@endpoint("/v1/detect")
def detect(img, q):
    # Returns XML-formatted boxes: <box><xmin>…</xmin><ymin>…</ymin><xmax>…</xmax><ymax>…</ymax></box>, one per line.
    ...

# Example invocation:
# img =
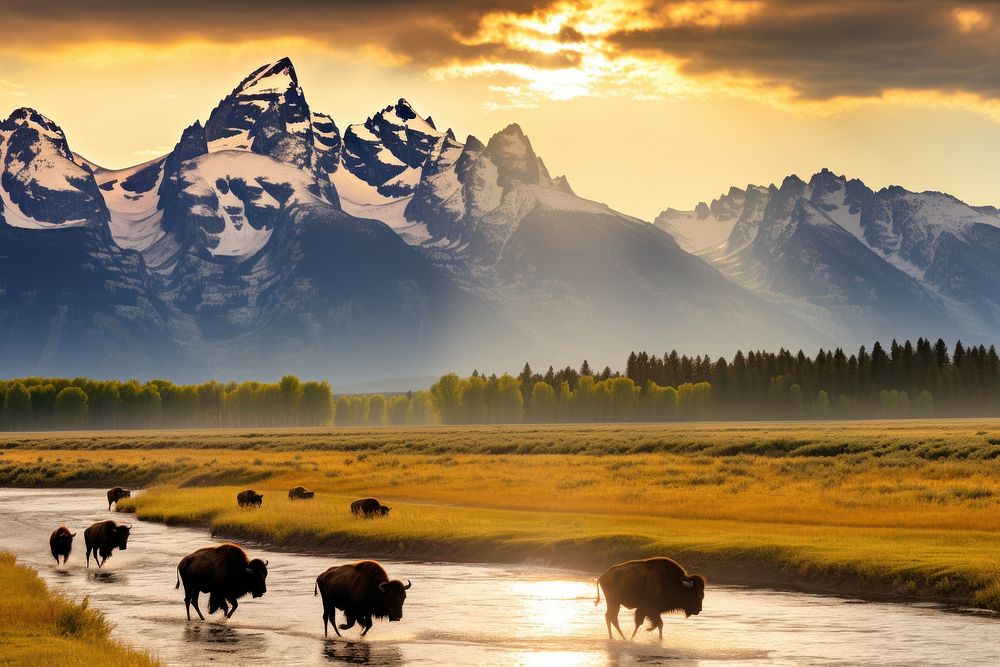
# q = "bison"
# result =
<box><xmin>314</xmin><ymin>561</ymin><xmax>411</xmax><ymax>637</ymax></box>
<box><xmin>350</xmin><ymin>497</ymin><xmax>390</xmax><ymax>517</ymax></box>
<box><xmin>237</xmin><ymin>489</ymin><xmax>263</xmax><ymax>508</ymax></box>
<box><xmin>175</xmin><ymin>544</ymin><xmax>269</xmax><ymax>621</ymax></box>
<box><xmin>595</xmin><ymin>557</ymin><xmax>705</xmax><ymax>641</ymax></box>
<box><xmin>84</xmin><ymin>520</ymin><xmax>131</xmax><ymax>568</ymax></box>
<box><xmin>288</xmin><ymin>486</ymin><xmax>315</xmax><ymax>500</ymax></box>
<box><xmin>107</xmin><ymin>486</ymin><xmax>131</xmax><ymax>511</ymax></box>
<box><xmin>49</xmin><ymin>526</ymin><xmax>76</xmax><ymax>565</ymax></box>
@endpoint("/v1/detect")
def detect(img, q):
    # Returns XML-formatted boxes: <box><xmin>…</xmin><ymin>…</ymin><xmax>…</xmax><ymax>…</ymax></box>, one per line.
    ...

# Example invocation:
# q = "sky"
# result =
<box><xmin>3</xmin><ymin>0</ymin><xmax>1000</xmax><ymax>220</ymax></box>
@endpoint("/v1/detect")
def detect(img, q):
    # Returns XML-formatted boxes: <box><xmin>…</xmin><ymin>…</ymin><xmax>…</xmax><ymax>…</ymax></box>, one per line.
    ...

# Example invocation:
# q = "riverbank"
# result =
<box><xmin>0</xmin><ymin>551</ymin><xmax>159</xmax><ymax>666</ymax></box>
<box><xmin>117</xmin><ymin>484</ymin><xmax>1000</xmax><ymax>613</ymax></box>
<box><xmin>2</xmin><ymin>421</ymin><xmax>999</xmax><ymax>614</ymax></box>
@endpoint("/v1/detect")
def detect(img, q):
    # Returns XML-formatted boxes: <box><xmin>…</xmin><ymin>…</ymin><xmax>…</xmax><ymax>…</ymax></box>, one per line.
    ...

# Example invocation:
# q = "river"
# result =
<box><xmin>0</xmin><ymin>488</ymin><xmax>996</xmax><ymax>665</ymax></box>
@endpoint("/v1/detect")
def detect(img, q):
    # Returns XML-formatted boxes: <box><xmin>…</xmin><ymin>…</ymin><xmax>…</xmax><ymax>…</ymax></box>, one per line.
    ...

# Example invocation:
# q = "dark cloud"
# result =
<box><xmin>0</xmin><ymin>0</ymin><xmax>541</xmax><ymax>64</ymax></box>
<box><xmin>611</xmin><ymin>0</ymin><xmax>1000</xmax><ymax>100</ymax></box>
<box><xmin>6</xmin><ymin>0</ymin><xmax>1000</xmax><ymax>102</ymax></box>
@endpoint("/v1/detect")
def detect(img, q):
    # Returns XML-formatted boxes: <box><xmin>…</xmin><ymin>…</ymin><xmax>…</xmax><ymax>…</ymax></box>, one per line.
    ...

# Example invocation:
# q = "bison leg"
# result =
<box><xmin>225</xmin><ymin>598</ymin><xmax>238</xmax><ymax>619</ymax></box>
<box><xmin>359</xmin><ymin>616</ymin><xmax>374</xmax><ymax>637</ymax></box>
<box><xmin>339</xmin><ymin>612</ymin><xmax>356</xmax><ymax>632</ymax></box>
<box><xmin>604</xmin><ymin>600</ymin><xmax>626</xmax><ymax>640</ymax></box>
<box><xmin>190</xmin><ymin>591</ymin><xmax>206</xmax><ymax>621</ymax></box>
<box><xmin>323</xmin><ymin>601</ymin><xmax>341</xmax><ymax>638</ymax></box>
<box><xmin>631</xmin><ymin>609</ymin><xmax>645</xmax><ymax>640</ymax></box>
<box><xmin>85</xmin><ymin>545</ymin><xmax>91</xmax><ymax>568</ymax></box>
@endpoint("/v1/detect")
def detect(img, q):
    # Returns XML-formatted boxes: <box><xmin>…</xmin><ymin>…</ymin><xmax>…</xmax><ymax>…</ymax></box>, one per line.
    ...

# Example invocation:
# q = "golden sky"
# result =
<box><xmin>3</xmin><ymin>0</ymin><xmax>1000</xmax><ymax>219</ymax></box>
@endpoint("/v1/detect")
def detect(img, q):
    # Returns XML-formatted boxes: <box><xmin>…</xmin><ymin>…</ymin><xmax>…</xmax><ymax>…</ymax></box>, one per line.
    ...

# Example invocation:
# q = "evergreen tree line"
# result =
<box><xmin>446</xmin><ymin>338</ymin><xmax>1000</xmax><ymax>423</ymax></box>
<box><xmin>621</xmin><ymin>337</ymin><xmax>996</xmax><ymax>420</ymax></box>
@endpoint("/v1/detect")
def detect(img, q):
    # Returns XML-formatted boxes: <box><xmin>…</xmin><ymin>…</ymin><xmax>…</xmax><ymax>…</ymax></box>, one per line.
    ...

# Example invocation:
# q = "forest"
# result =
<box><xmin>0</xmin><ymin>338</ymin><xmax>996</xmax><ymax>429</ymax></box>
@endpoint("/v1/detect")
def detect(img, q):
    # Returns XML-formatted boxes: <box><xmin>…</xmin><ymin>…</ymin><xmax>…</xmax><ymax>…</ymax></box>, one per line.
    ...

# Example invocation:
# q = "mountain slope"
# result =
<box><xmin>657</xmin><ymin>169</ymin><xmax>1000</xmax><ymax>343</ymax></box>
<box><xmin>0</xmin><ymin>109</ymin><xmax>180</xmax><ymax>376</ymax></box>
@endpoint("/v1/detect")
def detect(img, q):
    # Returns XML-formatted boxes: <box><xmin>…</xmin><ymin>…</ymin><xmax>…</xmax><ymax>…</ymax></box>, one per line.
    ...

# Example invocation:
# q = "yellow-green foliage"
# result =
<box><xmin>0</xmin><ymin>552</ymin><xmax>158</xmax><ymax>666</ymax></box>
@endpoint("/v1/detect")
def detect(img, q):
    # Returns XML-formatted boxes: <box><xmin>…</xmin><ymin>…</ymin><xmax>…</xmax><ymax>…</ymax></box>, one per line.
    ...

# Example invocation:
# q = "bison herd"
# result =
<box><xmin>236</xmin><ymin>487</ymin><xmax>391</xmax><ymax>520</ymax></box>
<box><xmin>44</xmin><ymin>486</ymin><xmax>707</xmax><ymax>642</ymax></box>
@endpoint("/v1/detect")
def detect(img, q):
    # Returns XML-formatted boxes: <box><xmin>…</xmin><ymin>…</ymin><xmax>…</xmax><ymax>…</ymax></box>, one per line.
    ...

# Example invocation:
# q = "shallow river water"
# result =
<box><xmin>0</xmin><ymin>488</ymin><xmax>997</xmax><ymax>665</ymax></box>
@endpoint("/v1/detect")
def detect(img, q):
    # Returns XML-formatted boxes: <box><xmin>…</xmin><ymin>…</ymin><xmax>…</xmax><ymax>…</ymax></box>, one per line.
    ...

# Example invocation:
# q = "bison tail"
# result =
<box><xmin>176</xmin><ymin>569</ymin><xmax>181</xmax><ymax>590</ymax></box>
<box><xmin>314</xmin><ymin>582</ymin><xmax>318</xmax><ymax>597</ymax></box>
<box><xmin>594</xmin><ymin>581</ymin><xmax>601</xmax><ymax>606</ymax></box>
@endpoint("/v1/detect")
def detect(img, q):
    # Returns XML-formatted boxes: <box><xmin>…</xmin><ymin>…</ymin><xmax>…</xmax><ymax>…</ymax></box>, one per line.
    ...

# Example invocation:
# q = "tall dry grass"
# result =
<box><xmin>0</xmin><ymin>551</ymin><xmax>158</xmax><ymax>666</ymax></box>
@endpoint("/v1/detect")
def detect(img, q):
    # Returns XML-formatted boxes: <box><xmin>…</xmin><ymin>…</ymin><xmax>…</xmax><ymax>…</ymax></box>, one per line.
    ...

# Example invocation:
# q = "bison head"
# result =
<box><xmin>246</xmin><ymin>558</ymin><xmax>269</xmax><ymax>598</ymax></box>
<box><xmin>377</xmin><ymin>579</ymin><xmax>411</xmax><ymax>621</ymax></box>
<box><xmin>679</xmin><ymin>574</ymin><xmax>706</xmax><ymax>616</ymax></box>
<box><xmin>115</xmin><ymin>525</ymin><xmax>132</xmax><ymax>550</ymax></box>
<box><xmin>123</xmin><ymin>490</ymin><xmax>132</xmax><ymax>498</ymax></box>
<box><xmin>378</xmin><ymin>505</ymin><xmax>391</xmax><ymax>516</ymax></box>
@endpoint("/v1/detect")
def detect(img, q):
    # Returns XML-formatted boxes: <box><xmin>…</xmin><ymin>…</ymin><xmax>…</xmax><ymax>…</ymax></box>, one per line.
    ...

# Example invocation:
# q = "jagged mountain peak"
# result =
<box><xmin>485</xmin><ymin>123</ymin><xmax>539</xmax><ymax>186</ymax></box>
<box><xmin>0</xmin><ymin>107</ymin><xmax>109</xmax><ymax>229</ymax></box>
<box><xmin>4</xmin><ymin>107</ymin><xmax>64</xmax><ymax>135</ymax></box>
<box><xmin>204</xmin><ymin>57</ymin><xmax>310</xmax><ymax>157</ymax></box>
<box><xmin>464</xmin><ymin>135</ymin><xmax>486</xmax><ymax>152</ymax></box>
<box><xmin>235</xmin><ymin>56</ymin><xmax>298</xmax><ymax>96</ymax></box>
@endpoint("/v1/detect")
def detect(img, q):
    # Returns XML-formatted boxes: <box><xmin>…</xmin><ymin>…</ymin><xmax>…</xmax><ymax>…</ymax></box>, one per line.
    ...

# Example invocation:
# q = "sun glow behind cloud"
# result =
<box><xmin>436</xmin><ymin>0</ymin><xmax>765</xmax><ymax>107</ymax></box>
<box><xmin>424</xmin><ymin>0</ymin><xmax>1000</xmax><ymax>124</ymax></box>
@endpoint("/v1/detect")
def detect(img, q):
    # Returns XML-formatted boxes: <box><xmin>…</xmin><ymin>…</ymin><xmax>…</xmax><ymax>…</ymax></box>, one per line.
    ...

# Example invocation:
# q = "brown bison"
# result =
<box><xmin>350</xmin><ymin>497</ymin><xmax>390</xmax><ymax>517</ymax></box>
<box><xmin>49</xmin><ymin>526</ymin><xmax>76</xmax><ymax>564</ymax></box>
<box><xmin>288</xmin><ymin>486</ymin><xmax>315</xmax><ymax>500</ymax></box>
<box><xmin>595</xmin><ymin>557</ymin><xmax>705</xmax><ymax>641</ymax></box>
<box><xmin>107</xmin><ymin>486</ymin><xmax>131</xmax><ymax>511</ymax></box>
<box><xmin>237</xmin><ymin>489</ymin><xmax>263</xmax><ymax>508</ymax></box>
<box><xmin>314</xmin><ymin>561</ymin><xmax>411</xmax><ymax>637</ymax></box>
<box><xmin>84</xmin><ymin>520</ymin><xmax>131</xmax><ymax>568</ymax></box>
<box><xmin>175</xmin><ymin>544</ymin><xmax>269</xmax><ymax>620</ymax></box>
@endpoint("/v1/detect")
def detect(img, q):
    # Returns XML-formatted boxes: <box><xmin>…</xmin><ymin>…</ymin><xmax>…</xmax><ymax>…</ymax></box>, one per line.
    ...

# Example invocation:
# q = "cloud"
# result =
<box><xmin>610</xmin><ymin>1</ymin><xmax>1000</xmax><ymax>101</ymax></box>
<box><xmin>6</xmin><ymin>0</ymin><xmax>1000</xmax><ymax>116</ymax></box>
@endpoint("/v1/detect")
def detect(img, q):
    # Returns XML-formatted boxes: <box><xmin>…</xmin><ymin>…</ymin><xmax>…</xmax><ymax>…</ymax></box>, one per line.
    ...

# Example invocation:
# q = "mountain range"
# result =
<box><xmin>1</xmin><ymin>57</ymin><xmax>996</xmax><ymax>382</ymax></box>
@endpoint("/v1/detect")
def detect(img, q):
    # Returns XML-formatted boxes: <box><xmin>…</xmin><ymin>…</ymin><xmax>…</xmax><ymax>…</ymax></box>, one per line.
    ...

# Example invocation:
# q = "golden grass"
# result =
<box><xmin>0</xmin><ymin>552</ymin><xmax>158</xmax><ymax>666</ymax></box>
<box><xmin>4</xmin><ymin>420</ymin><xmax>1000</xmax><ymax>610</ymax></box>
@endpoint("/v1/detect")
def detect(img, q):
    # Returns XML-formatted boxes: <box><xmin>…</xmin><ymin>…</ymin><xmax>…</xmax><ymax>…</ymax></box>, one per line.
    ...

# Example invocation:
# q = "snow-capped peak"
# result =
<box><xmin>234</xmin><ymin>56</ymin><xmax>298</xmax><ymax>97</ymax></box>
<box><xmin>0</xmin><ymin>108</ymin><xmax>108</xmax><ymax>229</ymax></box>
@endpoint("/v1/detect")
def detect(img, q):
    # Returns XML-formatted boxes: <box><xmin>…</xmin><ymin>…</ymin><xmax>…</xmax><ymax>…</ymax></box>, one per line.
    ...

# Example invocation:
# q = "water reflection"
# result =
<box><xmin>90</xmin><ymin>569</ymin><xmax>122</xmax><ymax>583</ymax></box>
<box><xmin>322</xmin><ymin>640</ymin><xmax>404</xmax><ymax>665</ymax></box>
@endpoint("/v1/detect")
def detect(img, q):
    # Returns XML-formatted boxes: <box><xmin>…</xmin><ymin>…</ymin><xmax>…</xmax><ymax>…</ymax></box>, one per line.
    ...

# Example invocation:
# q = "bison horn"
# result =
<box><xmin>403</xmin><ymin>579</ymin><xmax>412</xmax><ymax>590</ymax></box>
<box><xmin>379</xmin><ymin>582</ymin><xmax>388</xmax><ymax>592</ymax></box>
<box><xmin>681</xmin><ymin>578</ymin><xmax>695</xmax><ymax>589</ymax></box>
<box><xmin>264</xmin><ymin>560</ymin><xmax>269</xmax><ymax>567</ymax></box>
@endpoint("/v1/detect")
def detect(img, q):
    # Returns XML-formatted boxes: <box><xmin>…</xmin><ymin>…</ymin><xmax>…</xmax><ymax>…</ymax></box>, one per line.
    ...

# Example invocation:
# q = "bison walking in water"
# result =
<box><xmin>288</xmin><ymin>486</ymin><xmax>315</xmax><ymax>500</ymax></box>
<box><xmin>49</xmin><ymin>526</ymin><xmax>76</xmax><ymax>564</ymax></box>
<box><xmin>350</xmin><ymin>498</ymin><xmax>390</xmax><ymax>517</ymax></box>
<box><xmin>107</xmin><ymin>486</ymin><xmax>131</xmax><ymax>510</ymax></box>
<box><xmin>84</xmin><ymin>520</ymin><xmax>131</xmax><ymax>568</ymax></box>
<box><xmin>595</xmin><ymin>557</ymin><xmax>705</xmax><ymax>641</ymax></box>
<box><xmin>314</xmin><ymin>561</ymin><xmax>411</xmax><ymax>637</ymax></box>
<box><xmin>176</xmin><ymin>544</ymin><xmax>269</xmax><ymax>620</ymax></box>
<box><xmin>237</xmin><ymin>489</ymin><xmax>263</xmax><ymax>508</ymax></box>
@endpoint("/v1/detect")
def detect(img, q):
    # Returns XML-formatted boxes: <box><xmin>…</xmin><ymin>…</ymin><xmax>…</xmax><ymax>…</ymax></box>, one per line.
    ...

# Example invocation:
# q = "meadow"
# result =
<box><xmin>2</xmin><ymin>420</ymin><xmax>999</xmax><ymax>611</ymax></box>
<box><xmin>0</xmin><ymin>551</ymin><xmax>158</xmax><ymax>666</ymax></box>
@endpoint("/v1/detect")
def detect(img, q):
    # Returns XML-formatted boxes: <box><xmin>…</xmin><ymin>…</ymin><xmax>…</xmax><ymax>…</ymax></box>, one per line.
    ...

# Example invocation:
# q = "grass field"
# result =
<box><xmin>0</xmin><ymin>552</ymin><xmax>159</xmax><ymax>666</ymax></box>
<box><xmin>2</xmin><ymin>420</ymin><xmax>999</xmax><ymax>611</ymax></box>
